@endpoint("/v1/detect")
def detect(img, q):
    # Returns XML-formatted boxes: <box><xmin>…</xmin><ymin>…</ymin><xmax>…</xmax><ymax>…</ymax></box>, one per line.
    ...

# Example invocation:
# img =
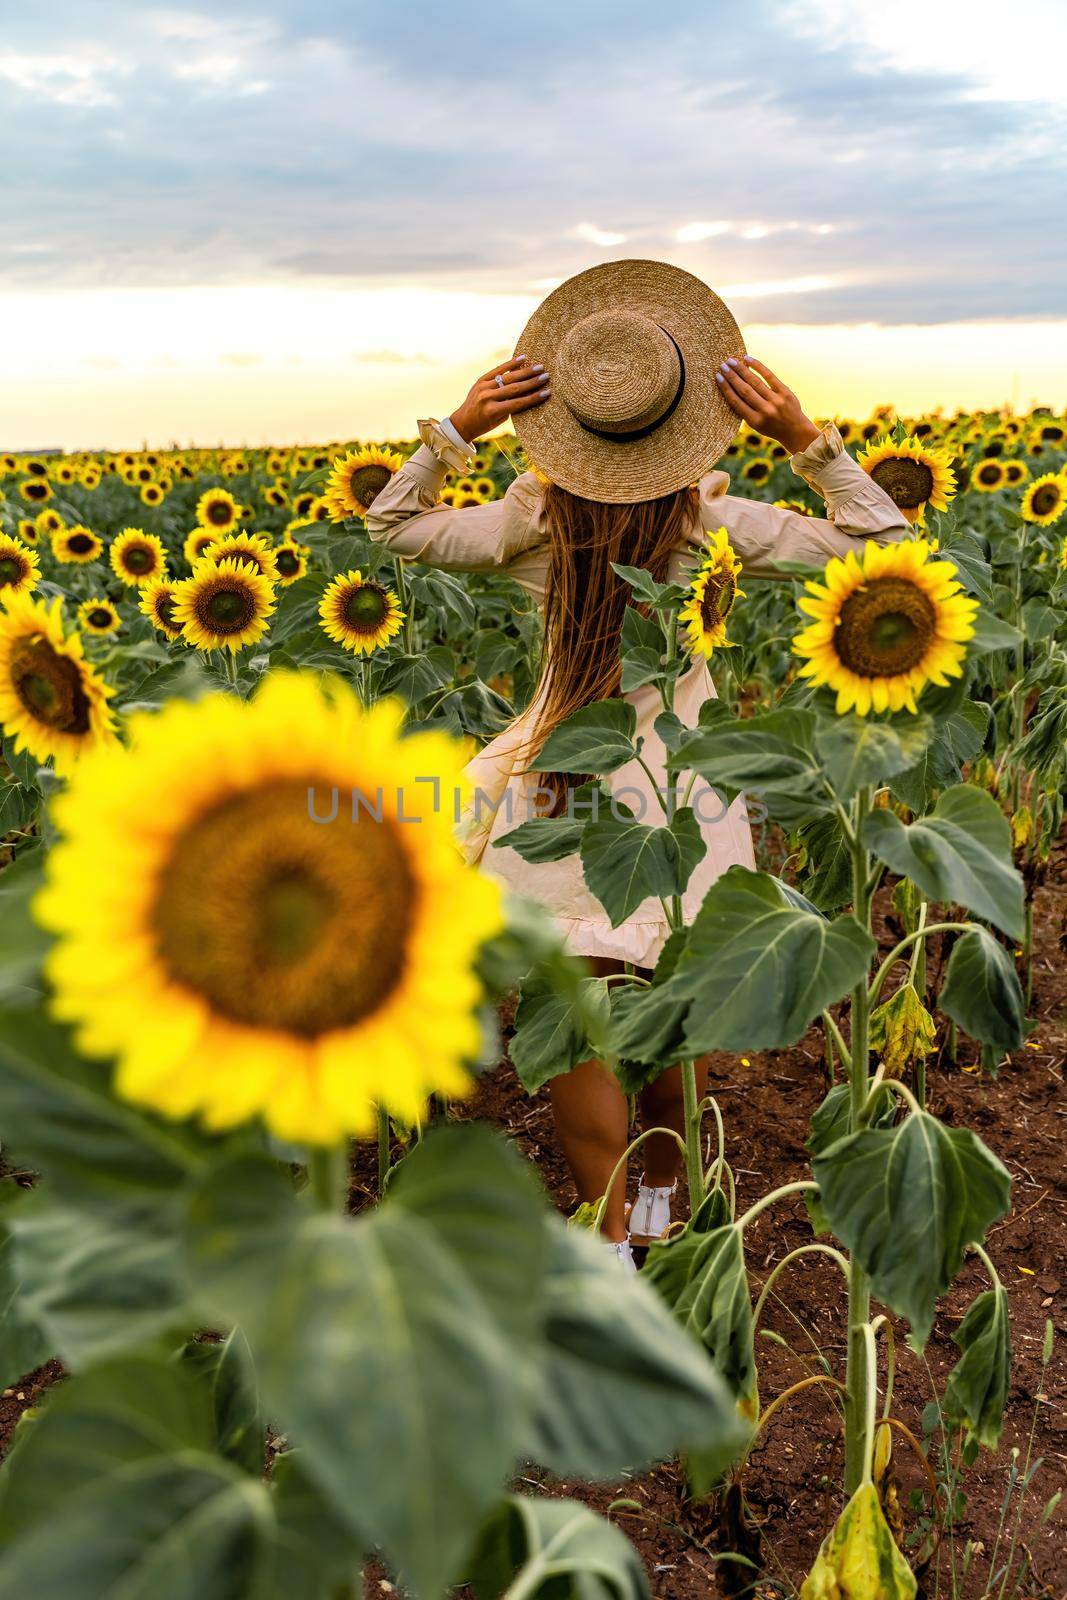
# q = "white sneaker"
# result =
<box><xmin>608</xmin><ymin>1237</ymin><xmax>637</xmax><ymax>1272</ymax></box>
<box><xmin>627</xmin><ymin>1174</ymin><xmax>677</xmax><ymax>1246</ymax></box>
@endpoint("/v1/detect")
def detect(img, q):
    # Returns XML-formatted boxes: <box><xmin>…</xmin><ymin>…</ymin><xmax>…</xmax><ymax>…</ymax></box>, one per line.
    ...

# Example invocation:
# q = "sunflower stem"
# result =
<box><xmin>377</xmin><ymin>1107</ymin><xmax>392</xmax><ymax>1199</ymax></box>
<box><xmin>680</xmin><ymin>1059</ymin><xmax>705</xmax><ymax>1214</ymax></box>
<box><xmin>844</xmin><ymin>785</ymin><xmax>874</xmax><ymax>1496</ymax></box>
<box><xmin>307</xmin><ymin>1144</ymin><xmax>348</xmax><ymax>1212</ymax></box>
<box><xmin>393</xmin><ymin>556</ymin><xmax>415</xmax><ymax>653</ymax></box>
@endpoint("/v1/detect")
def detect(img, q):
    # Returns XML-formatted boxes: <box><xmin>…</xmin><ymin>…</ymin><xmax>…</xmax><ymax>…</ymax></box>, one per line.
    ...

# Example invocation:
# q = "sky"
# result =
<box><xmin>2</xmin><ymin>0</ymin><xmax>1066</xmax><ymax>449</ymax></box>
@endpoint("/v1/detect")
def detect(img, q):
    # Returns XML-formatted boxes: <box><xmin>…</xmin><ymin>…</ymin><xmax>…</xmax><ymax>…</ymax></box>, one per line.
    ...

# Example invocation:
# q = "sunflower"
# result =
<box><xmin>34</xmin><ymin>674</ymin><xmax>502</xmax><ymax>1144</ymax></box>
<box><xmin>53</xmin><ymin>525</ymin><xmax>104</xmax><ymax>565</ymax></box>
<box><xmin>741</xmin><ymin>456</ymin><xmax>773</xmax><ymax>484</ymax></box>
<box><xmin>139</xmin><ymin>578</ymin><xmax>184</xmax><ymax>639</ymax></box>
<box><xmin>1003</xmin><ymin>460</ymin><xmax>1029</xmax><ymax>487</ymax></box>
<box><xmin>54</xmin><ymin>463</ymin><xmax>76</xmax><ymax>485</ymax></box>
<box><xmin>77</xmin><ymin>598</ymin><xmax>121</xmax><ymax>635</ymax></box>
<box><xmin>184</xmin><ymin>527</ymin><xmax>217</xmax><ymax>566</ymax></box>
<box><xmin>110</xmin><ymin>528</ymin><xmax>167</xmax><ymax>586</ymax></box>
<box><xmin>80</xmin><ymin>464</ymin><xmax>102</xmax><ymax>489</ymax></box>
<box><xmin>195</xmin><ymin>487</ymin><xmax>241</xmax><ymax>532</ymax></box>
<box><xmin>323</xmin><ymin>446</ymin><xmax>403</xmax><ymax>521</ymax></box>
<box><xmin>319</xmin><ymin>569</ymin><xmax>405</xmax><ymax>655</ymax></box>
<box><xmin>202</xmin><ymin>531</ymin><xmax>279</xmax><ymax>582</ymax></box>
<box><xmin>857</xmin><ymin>435</ymin><xmax>957</xmax><ymax>524</ymax></box>
<box><xmin>1020</xmin><ymin>473</ymin><xmax>1066</xmax><ymax>526</ymax></box>
<box><xmin>18</xmin><ymin>519</ymin><xmax>39</xmax><ymax>545</ymax></box>
<box><xmin>19</xmin><ymin>479</ymin><xmax>52</xmax><ymax>504</ymax></box>
<box><xmin>263</xmin><ymin>485</ymin><xmax>289</xmax><ymax>508</ymax></box>
<box><xmin>971</xmin><ymin>458</ymin><xmax>1007</xmax><ymax>493</ymax></box>
<box><xmin>274</xmin><ymin>540</ymin><xmax>308</xmax><ymax>585</ymax></box>
<box><xmin>172</xmin><ymin>557</ymin><xmax>276</xmax><ymax>654</ymax></box>
<box><xmin>774</xmin><ymin>498</ymin><xmax>814</xmax><ymax>517</ymax></box>
<box><xmin>0</xmin><ymin>535</ymin><xmax>40</xmax><ymax>598</ymax></box>
<box><xmin>1033</xmin><ymin>419</ymin><xmax>1066</xmax><ymax>445</ymax></box>
<box><xmin>140</xmin><ymin>482</ymin><xmax>165</xmax><ymax>507</ymax></box>
<box><xmin>793</xmin><ymin>539</ymin><xmax>978</xmax><ymax>715</ymax></box>
<box><xmin>679</xmin><ymin>528</ymin><xmax>745</xmax><ymax>659</ymax></box>
<box><xmin>0</xmin><ymin>591</ymin><xmax>117</xmax><ymax>770</ymax></box>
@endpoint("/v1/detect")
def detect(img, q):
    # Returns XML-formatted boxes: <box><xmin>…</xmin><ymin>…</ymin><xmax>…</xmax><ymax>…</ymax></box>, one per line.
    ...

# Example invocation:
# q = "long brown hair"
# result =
<box><xmin>529</xmin><ymin>480</ymin><xmax>696</xmax><ymax>813</ymax></box>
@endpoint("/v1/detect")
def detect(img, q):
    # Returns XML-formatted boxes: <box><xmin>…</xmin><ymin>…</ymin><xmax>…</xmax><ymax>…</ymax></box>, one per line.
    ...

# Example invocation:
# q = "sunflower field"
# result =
<box><xmin>0</xmin><ymin>408</ymin><xmax>1065</xmax><ymax>1599</ymax></box>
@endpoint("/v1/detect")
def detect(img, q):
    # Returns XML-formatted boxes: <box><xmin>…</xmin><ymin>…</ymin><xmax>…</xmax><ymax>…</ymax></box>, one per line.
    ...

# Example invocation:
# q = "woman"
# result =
<box><xmin>367</xmin><ymin>260</ymin><xmax>908</xmax><ymax>1265</ymax></box>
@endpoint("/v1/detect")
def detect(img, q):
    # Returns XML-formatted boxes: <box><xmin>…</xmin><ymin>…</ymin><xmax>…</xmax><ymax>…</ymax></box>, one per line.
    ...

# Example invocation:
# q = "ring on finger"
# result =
<box><xmin>493</xmin><ymin>373</ymin><xmax>505</xmax><ymax>388</ymax></box>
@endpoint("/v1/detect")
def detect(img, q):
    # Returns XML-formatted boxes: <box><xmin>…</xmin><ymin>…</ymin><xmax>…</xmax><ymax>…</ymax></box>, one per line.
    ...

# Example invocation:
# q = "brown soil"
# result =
<box><xmin>3</xmin><ymin>871</ymin><xmax>1064</xmax><ymax>1599</ymax></box>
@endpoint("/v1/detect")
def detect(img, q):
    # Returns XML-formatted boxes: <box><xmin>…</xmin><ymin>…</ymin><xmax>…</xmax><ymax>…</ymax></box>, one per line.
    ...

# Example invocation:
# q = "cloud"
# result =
<box><xmin>0</xmin><ymin>0</ymin><xmax>1063</xmax><ymax>326</ymax></box>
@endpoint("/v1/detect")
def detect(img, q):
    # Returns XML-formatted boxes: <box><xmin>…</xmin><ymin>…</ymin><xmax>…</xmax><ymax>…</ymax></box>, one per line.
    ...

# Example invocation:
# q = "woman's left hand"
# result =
<box><xmin>716</xmin><ymin>356</ymin><xmax>820</xmax><ymax>456</ymax></box>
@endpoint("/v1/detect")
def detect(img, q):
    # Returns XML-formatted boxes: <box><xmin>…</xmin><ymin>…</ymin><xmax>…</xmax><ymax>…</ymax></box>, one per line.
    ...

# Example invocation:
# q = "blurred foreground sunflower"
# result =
<box><xmin>34</xmin><ymin>674</ymin><xmax>502</xmax><ymax>1144</ymax></box>
<box><xmin>1020</xmin><ymin>472</ymin><xmax>1066</xmax><ymax>526</ymax></box>
<box><xmin>0</xmin><ymin>592</ymin><xmax>116</xmax><ymax>770</ymax></box>
<box><xmin>0</xmin><ymin>534</ymin><xmax>40</xmax><ymax>598</ymax></box>
<box><xmin>793</xmin><ymin>539</ymin><xmax>978</xmax><ymax>715</ymax></box>
<box><xmin>324</xmin><ymin>446</ymin><xmax>403</xmax><ymax>521</ymax></box>
<box><xmin>319</xmin><ymin>568</ymin><xmax>404</xmax><ymax>654</ymax></box>
<box><xmin>110</xmin><ymin>528</ymin><xmax>167</xmax><ymax>586</ymax></box>
<box><xmin>857</xmin><ymin>435</ymin><xmax>956</xmax><ymax>524</ymax></box>
<box><xmin>679</xmin><ymin>527</ymin><xmax>745</xmax><ymax>658</ymax></box>
<box><xmin>172</xmin><ymin>557</ymin><xmax>276</xmax><ymax>653</ymax></box>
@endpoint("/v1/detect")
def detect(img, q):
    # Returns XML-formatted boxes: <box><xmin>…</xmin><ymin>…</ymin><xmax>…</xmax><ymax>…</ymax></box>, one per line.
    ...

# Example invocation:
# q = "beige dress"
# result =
<box><xmin>367</xmin><ymin>420</ymin><xmax>909</xmax><ymax>965</ymax></box>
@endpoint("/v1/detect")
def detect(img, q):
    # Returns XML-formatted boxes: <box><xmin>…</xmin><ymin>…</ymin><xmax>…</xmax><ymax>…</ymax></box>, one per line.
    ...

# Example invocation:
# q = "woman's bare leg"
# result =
<box><xmin>638</xmin><ymin>1058</ymin><xmax>709</xmax><ymax>1193</ymax></box>
<box><xmin>547</xmin><ymin>1057</ymin><xmax>630</xmax><ymax>1242</ymax></box>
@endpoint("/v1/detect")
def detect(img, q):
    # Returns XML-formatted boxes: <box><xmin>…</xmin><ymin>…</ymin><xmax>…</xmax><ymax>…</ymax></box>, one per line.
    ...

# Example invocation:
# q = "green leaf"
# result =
<box><xmin>186</xmin><ymin>1125</ymin><xmax>549</xmax><ymax>1600</ymax></box>
<box><xmin>862</xmin><ymin>784</ymin><xmax>1025</xmax><ymax>941</ymax></box>
<box><xmin>673</xmin><ymin>869</ymin><xmax>875</xmax><ymax>1054</ymax></box>
<box><xmin>814</xmin><ymin>714</ymin><xmax>932</xmax><ymax>802</ymax></box>
<box><xmin>793</xmin><ymin>811</ymin><xmax>852</xmax><ymax>913</ymax></box>
<box><xmin>943</xmin><ymin>1284</ymin><xmax>1012</xmax><ymax>1450</ymax></box>
<box><xmin>969</xmin><ymin>610</ymin><xmax>1022</xmax><ymax>655</ymax></box>
<box><xmin>524</xmin><ymin>1221</ymin><xmax>745</xmax><ymax>1481</ymax></box>
<box><xmin>0</xmin><ymin>1183</ymin><xmax>50</xmax><ymax>1389</ymax></box>
<box><xmin>268</xmin><ymin>1450</ymin><xmax>362</xmax><ymax>1600</ymax></box>
<box><xmin>812</xmin><ymin>1110</ymin><xmax>1011</xmax><ymax>1345</ymax></box>
<box><xmin>643</xmin><ymin>1222</ymin><xmax>758</xmax><ymax>1426</ymax></box>
<box><xmin>495</xmin><ymin>814</ymin><xmax>584</xmax><ymax>864</ymax></box>
<box><xmin>536</xmin><ymin>700</ymin><xmax>637</xmax><ymax>775</ymax></box>
<box><xmin>469</xmin><ymin>1494</ymin><xmax>651</xmax><ymax>1600</ymax></box>
<box><xmin>0</xmin><ymin>850</ymin><xmax>49</xmax><ymax>1003</ymax></box>
<box><xmin>510</xmin><ymin>977</ymin><xmax>611</xmax><ymax>1093</ymax></box>
<box><xmin>181</xmin><ymin>1329</ymin><xmax>265</xmax><ymax>1477</ymax></box>
<box><xmin>9</xmin><ymin>1187</ymin><xmax>191</xmax><ymax>1367</ymax></box>
<box><xmin>889</xmin><ymin>701</ymin><xmax>990</xmax><ymax>811</ymax></box>
<box><xmin>672</xmin><ymin>708</ymin><xmax>822</xmax><ymax>802</ymax></box>
<box><xmin>0</xmin><ymin>1007</ymin><xmax>207</xmax><ymax>1204</ymax></box>
<box><xmin>580</xmin><ymin>806</ymin><xmax>704</xmax><ymax>928</ymax></box>
<box><xmin>619</xmin><ymin>607</ymin><xmax>669</xmax><ymax>694</ymax></box>
<box><xmin>377</xmin><ymin>645</ymin><xmax>455</xmax><ymax>704</ymax></box>
<box><xmin>938</xmin><ymin>928</ymin><xmax>1027</xmax><ymax>1054</ymax></box>
<box><xmin>0</xmin><ymin>1355</ymin><xmax>276</xmax><ymax>1596</ymax></box>
<box><xmin>807</xmin><ymin>1084</ymin><xmax>897</xmax><ymax>1158</ymax></box>
<box><xmin>611</xmin><ymin>562</ymin><xmax>688</xmax><ymax>608</ymax></box>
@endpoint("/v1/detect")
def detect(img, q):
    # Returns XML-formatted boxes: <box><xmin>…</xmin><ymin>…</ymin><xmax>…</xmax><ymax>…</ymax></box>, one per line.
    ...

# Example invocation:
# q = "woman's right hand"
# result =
<box><xmin>449</xmin><ymin>357</ymin><xmax>551</xmax><ymax>443</ymax></box>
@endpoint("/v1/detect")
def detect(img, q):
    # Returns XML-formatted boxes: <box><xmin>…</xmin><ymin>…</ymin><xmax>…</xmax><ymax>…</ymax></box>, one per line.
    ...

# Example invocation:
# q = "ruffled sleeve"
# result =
<box><xmin>364</xmin><ymin>424</ymin><xmax>549</xmax><ymax>593</ymax></box>
<box><xmin>694</xmin><ymin>424</ymin><xmax>910</xmax><ymax>578</ymax></box>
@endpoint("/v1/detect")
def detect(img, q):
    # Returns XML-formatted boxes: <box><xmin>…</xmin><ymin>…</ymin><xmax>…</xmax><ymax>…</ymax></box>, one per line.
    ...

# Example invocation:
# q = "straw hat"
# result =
<box><xmin>512</xmin><ymin>259</ymin><xmax>745</xmax><ymax>504</ymax></box>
